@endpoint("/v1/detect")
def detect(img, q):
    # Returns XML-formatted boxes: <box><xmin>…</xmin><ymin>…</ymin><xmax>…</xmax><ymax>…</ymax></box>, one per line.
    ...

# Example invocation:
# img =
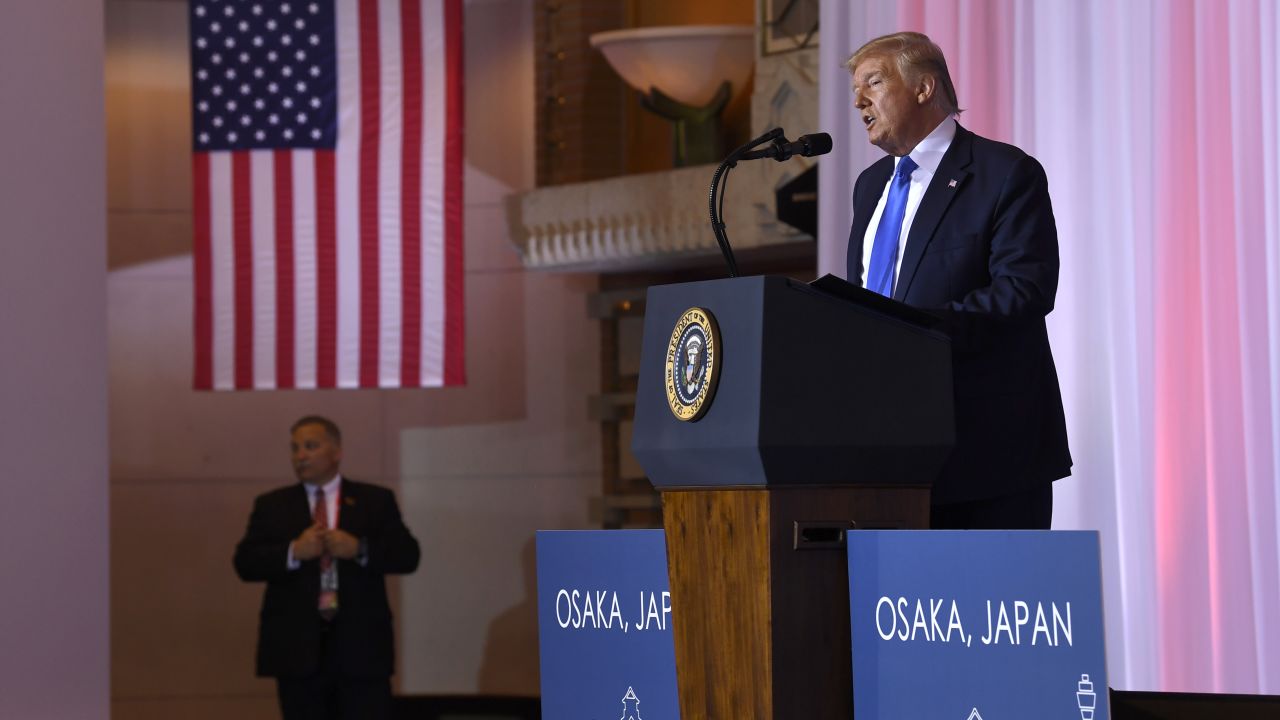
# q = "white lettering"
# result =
<box><xmin>1032</xmin><ymin>602</ymin><xmax>1052</xmax><ymax>646</ymax></box>
<box><xmin>930</xmin><ymin>598</ymin><xmax>945</xmax><ymax>642</ymax></box>
<box><xmin>582</xmin><ymin>590</ymin><xmax>596</xmax><ymax>627</ymax></box>
<box><xmin>995</xmin><ymin>602</ymin><xmax>1014</xmax><ymax>645</ymax></box>
<box><xmin>875</xmin><ymin>597</ymin><xmax>1073</xmax><ymax>648</ymax></box>
<box><xmin>912</xmin><ymin>599</ymin><xmax>929</xmax><ymax>641</ymax></box>
<box><xmin>608</xmin><ymin>592</ymin><xmax>623</xmax><ymax>629</ymax></box>
<box><xmin>876</xmin><ymin>597</ymin><xmax>896</xmax><ymax>640</ymax></box>
<box><xmin>1053</xmin><ymin>601</ymin><xmax>1073</xmax><ymax>647</ymax></box>
<box><xmin>556</xmin><ymin>589</ymin><xmax>572</xmax><ymax>628</ymax></box>
<box><xmin>1014</xmin><ymin>600</ymin><xmax>1029</xmax><ymax>645</ymax></box>
<box><xmin>597</xmin><ymin>591</ymin><xmax>611</xmax><ymax>628</ymax></box>
<box><xmin>947</xmin><ymin>601</ymin><xmax>965</xmax><ymax>644</ymax></box>
<box><xmin>644</xmin><ymin>592</ymin><xmax>662</xmax><ymax>630</ymax></box>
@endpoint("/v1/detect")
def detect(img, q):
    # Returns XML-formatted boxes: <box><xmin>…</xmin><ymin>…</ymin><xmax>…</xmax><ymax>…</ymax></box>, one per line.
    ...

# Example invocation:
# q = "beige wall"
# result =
<box><xmin>107</xmin><ymin>0</ymin><xmax>596</xmax><ymax>717</ymax></box>
<box><xmin>0</xmin><ymin>1</ymin><xmax>110</xmax><ymax>718</ymax></box>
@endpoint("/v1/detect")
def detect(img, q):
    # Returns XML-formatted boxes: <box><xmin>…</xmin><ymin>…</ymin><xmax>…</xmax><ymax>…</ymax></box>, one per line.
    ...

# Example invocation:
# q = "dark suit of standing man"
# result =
<box><xmin>235</xmin><ymin>416</ymin><xmax>420</xmax><ymax>720</ymax></box>
<box><xmin>845</xmin><ymin>32</ymin><xmax>1071</xmax><ymax>529</ymax></box>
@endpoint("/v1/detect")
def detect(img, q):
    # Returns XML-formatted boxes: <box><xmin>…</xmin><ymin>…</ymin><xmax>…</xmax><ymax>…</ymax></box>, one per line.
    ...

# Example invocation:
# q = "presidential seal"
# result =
<box><xmin>665</xmin><ymin>307</ymin><xmax>721</xmax><ymax>421</ymax></box>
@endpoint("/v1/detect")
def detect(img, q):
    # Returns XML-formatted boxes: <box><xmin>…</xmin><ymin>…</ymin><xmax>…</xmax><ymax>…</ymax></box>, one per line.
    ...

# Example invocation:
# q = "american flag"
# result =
<box><xmin>189</xmin><ymin>0</ymin><xmax>463</xmax><ymax>389</ymax></box>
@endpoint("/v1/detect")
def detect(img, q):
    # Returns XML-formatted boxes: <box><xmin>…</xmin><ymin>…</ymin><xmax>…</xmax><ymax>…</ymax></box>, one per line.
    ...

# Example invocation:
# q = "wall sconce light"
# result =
<box><xmin>590</xmin><ymin>25</ymin><xmax>755</xmax><ymax>167</ymax></box>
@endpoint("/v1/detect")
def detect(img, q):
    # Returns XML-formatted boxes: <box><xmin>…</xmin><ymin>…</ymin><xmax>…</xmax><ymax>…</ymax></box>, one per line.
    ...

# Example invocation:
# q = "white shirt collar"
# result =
<box><xmin>308</xmin><ymin>473</ymin><xmax>342</xmax><ymax>498</ymax></box>
<box><xmin>897</xmin><ymin>116</ymin><xmax>956</xmax><ymax>177</ymax></box>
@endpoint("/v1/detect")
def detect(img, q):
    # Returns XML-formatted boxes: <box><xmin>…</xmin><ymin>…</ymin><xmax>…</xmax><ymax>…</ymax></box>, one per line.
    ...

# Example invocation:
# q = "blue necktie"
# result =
<box><xmin>865</xmin><ymin>155</ymin><xmax>918</xmax><ymax>298</ymax></box>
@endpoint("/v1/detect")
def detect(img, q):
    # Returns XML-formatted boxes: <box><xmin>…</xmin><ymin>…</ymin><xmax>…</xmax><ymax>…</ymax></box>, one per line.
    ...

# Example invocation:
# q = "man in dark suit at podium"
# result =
<box><xmin>234</xmin><ymin>415</ymin><xmax>420</xmax><ymax>720</ymax></box>
<box><xmin>845</xmin><ymin>32</ymin><xmax>1071</xmax><ymax>529</ymax></box>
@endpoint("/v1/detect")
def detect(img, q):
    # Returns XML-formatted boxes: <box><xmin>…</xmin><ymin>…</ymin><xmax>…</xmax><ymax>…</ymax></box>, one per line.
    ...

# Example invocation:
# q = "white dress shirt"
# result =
<box><xmin>859</xmin><ymin>117</ymin><xmax>958</xmax><ymax>289</ymax></box>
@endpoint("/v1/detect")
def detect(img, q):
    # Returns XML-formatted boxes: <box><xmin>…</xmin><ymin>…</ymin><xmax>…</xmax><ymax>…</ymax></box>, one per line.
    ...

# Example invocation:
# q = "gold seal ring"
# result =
<box><xmin>664</xmin><ymin>307</ymin><xmax>722</xmax><ymax>422</ymax></box>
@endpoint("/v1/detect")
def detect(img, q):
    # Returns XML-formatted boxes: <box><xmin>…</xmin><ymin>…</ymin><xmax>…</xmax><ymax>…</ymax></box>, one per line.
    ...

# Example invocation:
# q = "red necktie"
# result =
<box><xmin>315</xmin><ymin>489</ymin><xmax>339</xmax><ymax>620</ymax></box>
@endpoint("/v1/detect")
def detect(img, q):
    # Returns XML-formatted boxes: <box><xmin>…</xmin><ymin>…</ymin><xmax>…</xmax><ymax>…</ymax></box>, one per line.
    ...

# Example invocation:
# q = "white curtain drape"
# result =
<box><xmin>818</xmin><ymin>0</ymin><xmax>1280</xmax><ymax>693</ymax></box>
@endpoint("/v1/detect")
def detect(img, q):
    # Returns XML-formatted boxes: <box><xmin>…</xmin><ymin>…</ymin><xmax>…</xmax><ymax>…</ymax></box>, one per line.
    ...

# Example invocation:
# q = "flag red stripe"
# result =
<box><xmin>193</xmin><ymin>153</ymin><xmax>213</xmax><ymax>390</ymax></box>
<box><xmin>443</xmin><ymin>0</ymin><xmax>465</xmax><ymax>385</ymax></box>
<box><xmin>358</xmin><ymin>0</ymin><xmax>382</xmax><ymax>388</ymax></box>
<box><xmin>232</xmin><ymin>153</ymin><xmax>254</xmax><ymax>390</ymax></box>
<box><xmin>399</xmin><ymin>0</ymin><xmax>423</xmax><ymax>387</ymax></box>
<box><xmin>316</xmin><ymin>150</ymin><xmax>338</xmax><ymax>388</ymax></box>
<box><xmin>273</xmin><ymin>150</ymin><xmax>296</xmax><ymax>389</ymax></box>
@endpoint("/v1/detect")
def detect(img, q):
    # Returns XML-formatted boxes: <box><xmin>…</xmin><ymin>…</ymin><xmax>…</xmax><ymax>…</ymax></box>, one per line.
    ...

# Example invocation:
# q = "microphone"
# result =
<box><xmin>738</xmin><ymin>132</ymin><xmax>833</xmax><ymax>162</ymax></box>
<box><xmin>709</xmin><ymin>128</ymin><xmax>829</xmax><ymax>278</ymax></box>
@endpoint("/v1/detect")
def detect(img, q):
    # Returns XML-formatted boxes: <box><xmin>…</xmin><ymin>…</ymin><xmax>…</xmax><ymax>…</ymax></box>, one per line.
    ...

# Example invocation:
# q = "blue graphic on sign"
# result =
<box><xmin>537</xmin><ymin>530</ymin><xmax>680</xmax><ymax>720</ymax></box>
<box><xmin>848</xmin><ymin>531</ymin><xmax>1110</xmax><ymax>720</ymax></box>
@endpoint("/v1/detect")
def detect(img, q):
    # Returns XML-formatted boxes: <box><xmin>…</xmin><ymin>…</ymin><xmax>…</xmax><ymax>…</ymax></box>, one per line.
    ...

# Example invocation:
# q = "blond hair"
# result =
<box><xmin>845</xmin><ymin>31</ymin><xmax>961</xmax><ymax>115</ymax></box>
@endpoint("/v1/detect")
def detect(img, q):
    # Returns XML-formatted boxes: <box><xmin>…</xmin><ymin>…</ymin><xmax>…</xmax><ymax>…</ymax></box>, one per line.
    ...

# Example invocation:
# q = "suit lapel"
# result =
<box><xmin>290</xmin><ymin>483</ymin><xmax>313</xmax><ymax>531</ymax></box>
<box><xmin>336</xmin><ymin>478</ymin><xmax>364</xmax><ymax>535</ymax></box>
<box><xmin>849</xmin><ymin>157</ymin><xmax>894</xmax><ymax>284</ymax></box>
<box><xmin>894</xmin><ymin>125</ymin><xmax>974</xmax><ymax>301</ymax></box>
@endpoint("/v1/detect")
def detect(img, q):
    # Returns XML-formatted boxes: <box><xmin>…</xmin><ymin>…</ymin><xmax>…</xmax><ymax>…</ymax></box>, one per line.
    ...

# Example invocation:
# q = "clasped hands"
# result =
<box><xmin>292</xmin><ymin>521</ymin><xmax>360</xmax><ymax>560</ymax></box>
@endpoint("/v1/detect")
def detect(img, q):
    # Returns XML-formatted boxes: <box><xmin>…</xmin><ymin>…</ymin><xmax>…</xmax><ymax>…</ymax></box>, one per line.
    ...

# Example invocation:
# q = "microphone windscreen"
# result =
<box><xmin>803</xmin><ymin>133</ymin><xmax>833</xmax><ymax>157</ymax></box>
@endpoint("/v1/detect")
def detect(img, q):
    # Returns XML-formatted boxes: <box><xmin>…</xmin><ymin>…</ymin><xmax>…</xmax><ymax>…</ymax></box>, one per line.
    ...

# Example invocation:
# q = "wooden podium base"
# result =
<box><xmin>661</xmin><ymin>486</ymin><xmax>929</xmax><ymax>719</ymax></box>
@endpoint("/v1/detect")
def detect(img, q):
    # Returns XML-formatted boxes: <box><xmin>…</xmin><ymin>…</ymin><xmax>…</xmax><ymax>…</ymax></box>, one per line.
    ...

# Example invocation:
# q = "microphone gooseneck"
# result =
<box><xmin>708</xmin><ymin>128</ymin><xmax>832</xmax><ymax>278</ymax></box>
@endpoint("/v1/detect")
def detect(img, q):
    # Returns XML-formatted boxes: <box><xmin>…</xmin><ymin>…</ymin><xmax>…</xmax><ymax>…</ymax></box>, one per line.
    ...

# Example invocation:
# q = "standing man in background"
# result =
<box><xmin>235</xmin><ymin>415</ymin><xmax>420</xmax><ymax>720</ymax></box>
<box><xmin>845</xmin><ymin>32</ymin><xmax>1071</xmax><ymax>529</ymax></box>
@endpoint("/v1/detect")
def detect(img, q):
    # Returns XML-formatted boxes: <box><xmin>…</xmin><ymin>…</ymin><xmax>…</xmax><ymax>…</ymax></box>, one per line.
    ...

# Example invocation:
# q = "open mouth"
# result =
<box><xmin>863</xmin><ymin>114</ymin><xmax>876</xmax><ymax>130</ymax></box>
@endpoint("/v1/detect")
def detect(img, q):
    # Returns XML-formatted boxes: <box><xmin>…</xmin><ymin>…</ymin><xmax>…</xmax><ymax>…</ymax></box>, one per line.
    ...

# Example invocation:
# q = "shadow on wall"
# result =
<box><xmin>477</xmin><ymin>536</ymin><xmax>540</xmax><ymax>694</ymax></box>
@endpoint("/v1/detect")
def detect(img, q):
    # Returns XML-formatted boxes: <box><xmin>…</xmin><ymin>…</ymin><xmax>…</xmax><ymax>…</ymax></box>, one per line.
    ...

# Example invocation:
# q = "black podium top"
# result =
<box><xmin>632</xmin><ymin>275</ymin><xmax>955</xmax><ymax>489</ymax></box>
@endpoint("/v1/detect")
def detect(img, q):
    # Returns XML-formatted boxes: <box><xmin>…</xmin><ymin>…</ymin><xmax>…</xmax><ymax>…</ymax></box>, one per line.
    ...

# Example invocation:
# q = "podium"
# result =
<box><xmin>632</xmin><ymin>275</ymin><xmax>954</xmax><ymax>718</ymax></box>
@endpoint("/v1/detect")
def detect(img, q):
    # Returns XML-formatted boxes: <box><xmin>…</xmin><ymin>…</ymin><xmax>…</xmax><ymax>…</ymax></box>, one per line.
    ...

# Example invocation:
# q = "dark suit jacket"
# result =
<box><xmin>234</xmin><ymin>478</ymin><xmax>420</xmax><ymax>678</ymax></box>
<box><xmin>847</xmin><ymin>123</ymin><xmax>1072</xmax><ymax>503</ymax></box>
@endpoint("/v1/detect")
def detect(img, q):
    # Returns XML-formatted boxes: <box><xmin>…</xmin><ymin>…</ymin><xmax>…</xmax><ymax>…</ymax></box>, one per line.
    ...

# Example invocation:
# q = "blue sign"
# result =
<box><xmin>848</xmin><ymin>531</ymin><xmax>1109</xmax><ymax>720</ymax></box>
<box><xmin>536</xmin><ymin>530</ymin><xmax>680</xmax><ymax>720</ymax></box>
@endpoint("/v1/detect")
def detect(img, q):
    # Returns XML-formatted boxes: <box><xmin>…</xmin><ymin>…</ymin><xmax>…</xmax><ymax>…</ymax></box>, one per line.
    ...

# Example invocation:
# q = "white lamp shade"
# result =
<box><xmin>589</xmin><ymin>25</ymin><xmax>756</xmax><ymax>108</ymax></box>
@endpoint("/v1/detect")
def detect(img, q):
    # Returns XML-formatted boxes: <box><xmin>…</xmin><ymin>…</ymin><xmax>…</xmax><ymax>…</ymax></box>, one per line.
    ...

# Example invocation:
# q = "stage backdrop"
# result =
<box><xmin>819</xmin><ymin>0</ymin><xmax>1280</xmax><ymax>695</ymax></box>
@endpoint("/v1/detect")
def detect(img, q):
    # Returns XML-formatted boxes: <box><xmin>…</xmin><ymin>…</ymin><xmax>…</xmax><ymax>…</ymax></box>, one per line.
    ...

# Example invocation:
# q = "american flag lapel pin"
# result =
<box><xmin>948</xmin><ymin>179</ymin><xmax>958</xmax><ymax>188</ymax></box>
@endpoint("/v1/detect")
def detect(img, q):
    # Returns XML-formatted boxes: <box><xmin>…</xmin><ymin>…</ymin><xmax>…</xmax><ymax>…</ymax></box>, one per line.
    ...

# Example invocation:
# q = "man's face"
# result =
<box><xmin>291</xmin><ymin>423</ymin><xmax>342</xmax><ymax>486</ymax></box>
<box><xmin>851</xmin><ymin>53</ymin><xmax>928</xmax><ymax>156</ymax></box>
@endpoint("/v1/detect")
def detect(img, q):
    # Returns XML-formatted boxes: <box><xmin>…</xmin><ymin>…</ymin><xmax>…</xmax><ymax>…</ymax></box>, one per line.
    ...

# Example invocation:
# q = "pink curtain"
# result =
<box><xmin>820</xmin><ymin>0</ymin><xmax>1280</xmax><ymax>693</ymax></box>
